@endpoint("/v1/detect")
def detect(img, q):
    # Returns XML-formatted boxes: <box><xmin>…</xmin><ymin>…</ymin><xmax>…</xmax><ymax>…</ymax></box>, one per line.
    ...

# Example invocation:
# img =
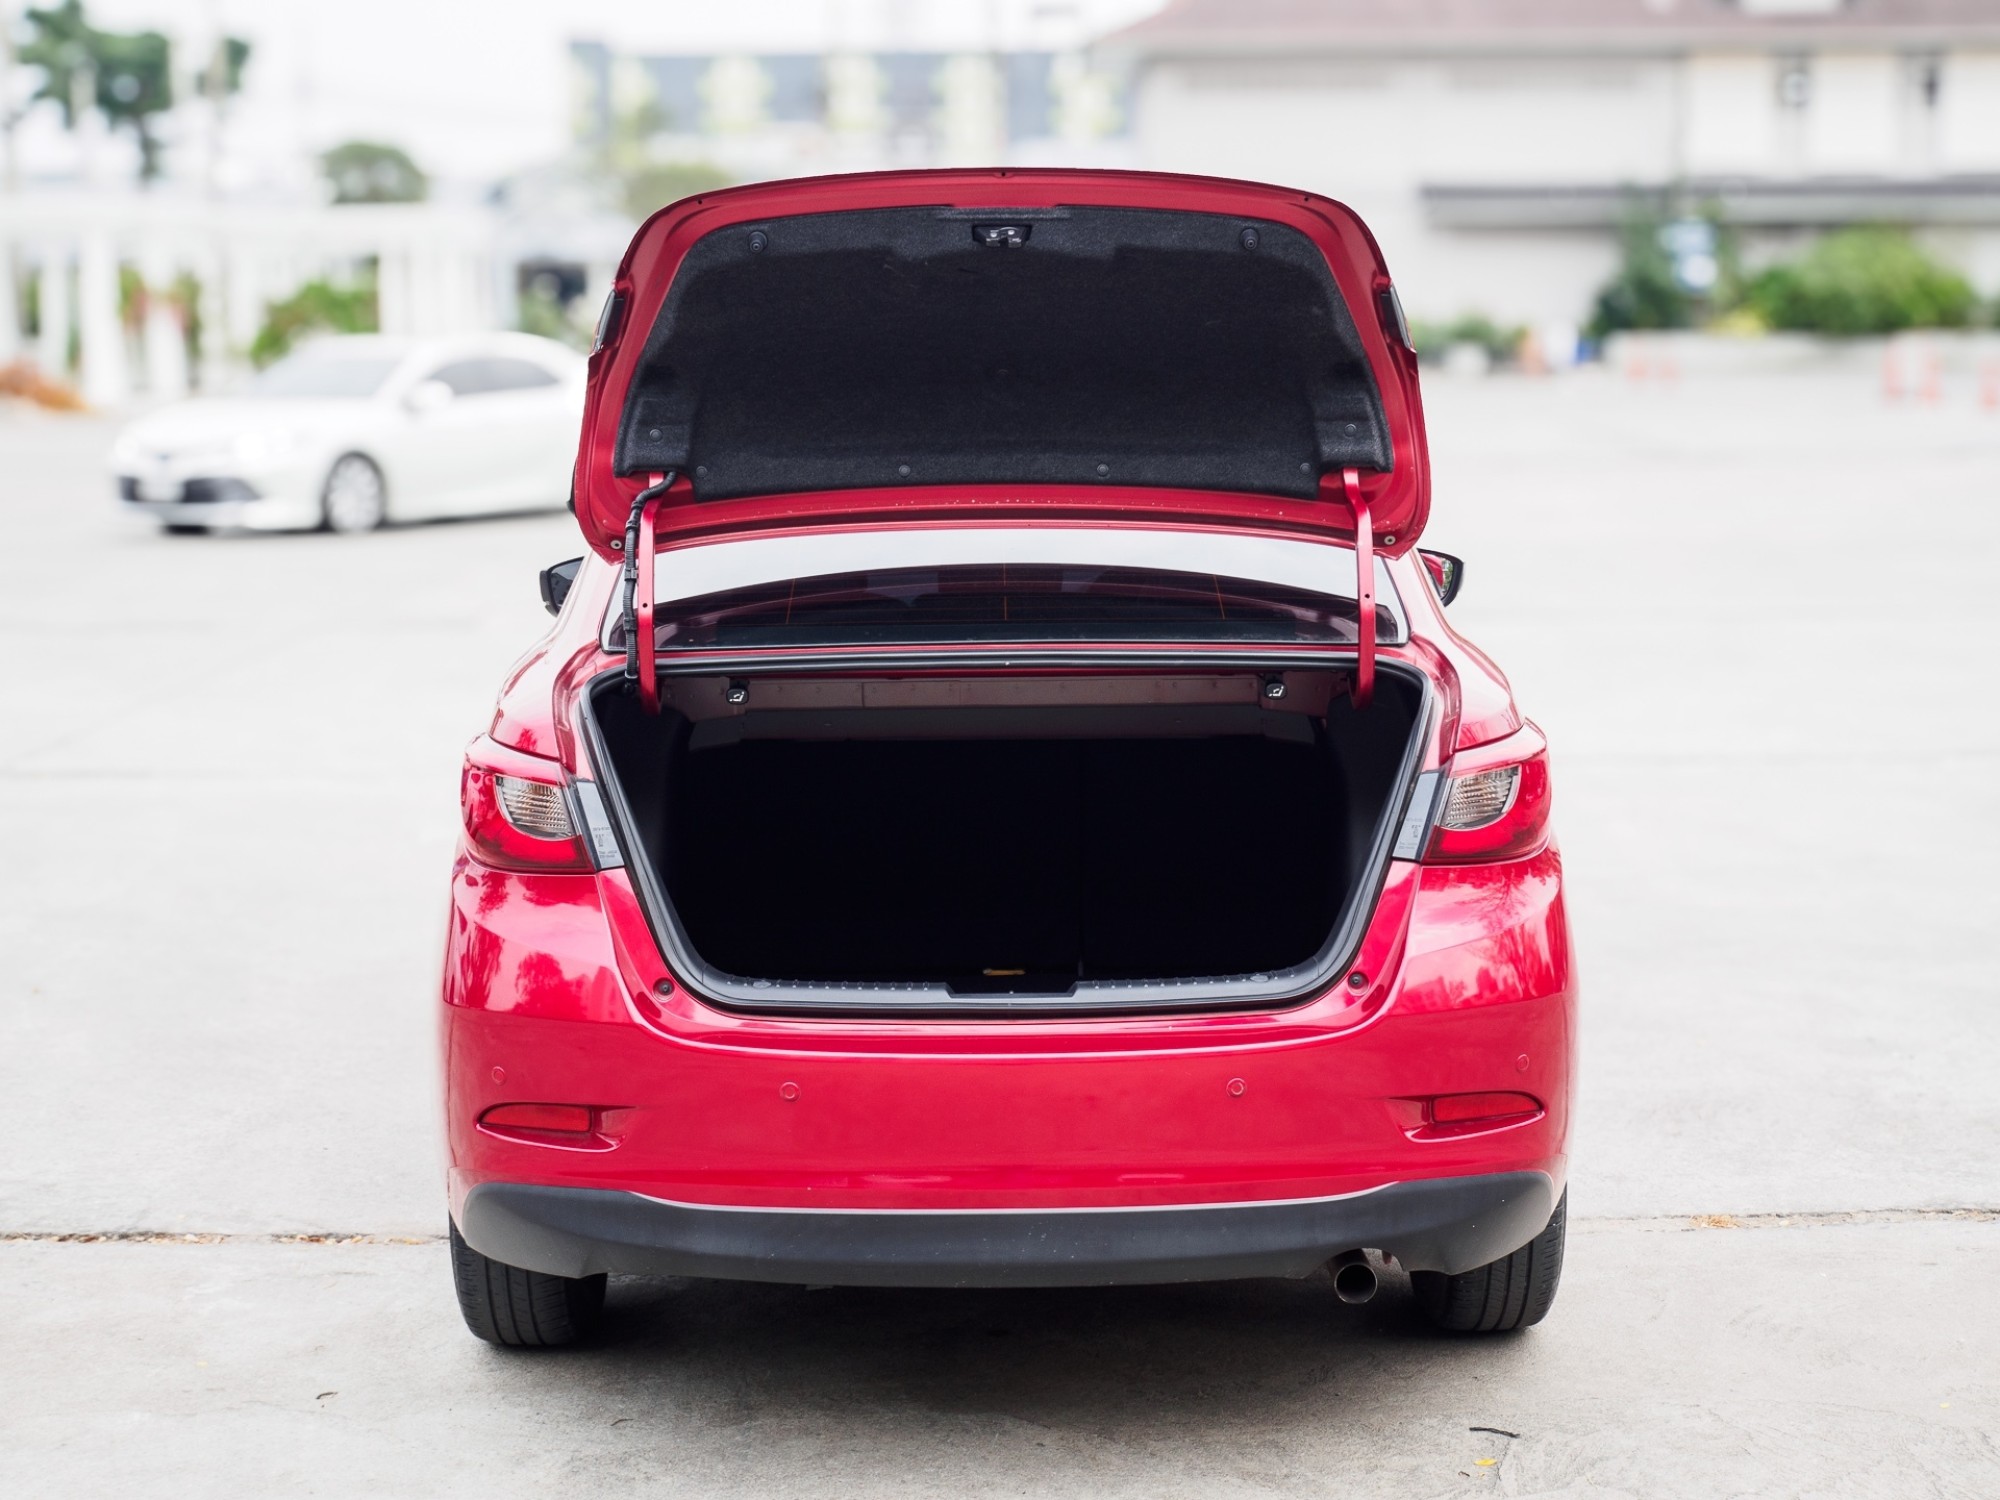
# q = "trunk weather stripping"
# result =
<box><xmin>577</xmin><ymin>653</ymin><xmax>1435</xmax><ymax>1019</ymax></box>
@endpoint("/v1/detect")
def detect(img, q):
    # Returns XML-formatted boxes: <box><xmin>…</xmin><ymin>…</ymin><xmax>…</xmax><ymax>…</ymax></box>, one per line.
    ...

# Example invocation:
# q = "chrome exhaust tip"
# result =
<box><xmin>1331</xmin><ymin>1249</ymin><xmax>1378</xmax><ymax>1305</ymax></box>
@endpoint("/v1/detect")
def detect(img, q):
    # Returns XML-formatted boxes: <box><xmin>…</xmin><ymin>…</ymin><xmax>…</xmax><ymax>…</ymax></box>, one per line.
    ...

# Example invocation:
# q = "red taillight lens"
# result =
<box><xmin>1427</xmin><ymin>1091</ymin><xmax>1542</xmax><ymax>1126</ymax></box>
<box><xmin>1425</xmin><ymin>724</ymin><xmax>1553</xmax><ymax>864</ymax></box>
<box><xmin>461</xmin><ymin>737</ymin><xmax>590</xmax><ymax>872</ymax></box>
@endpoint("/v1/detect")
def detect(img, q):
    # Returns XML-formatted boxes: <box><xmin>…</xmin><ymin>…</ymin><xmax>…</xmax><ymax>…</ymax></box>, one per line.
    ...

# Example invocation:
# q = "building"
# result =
<box><xmin>1101</xmin><ymin>0</ymin><xmax>2000</xmax><ymax>326</ymax></box>
<box><xmin>566</xmin><ymin>40</ymin><xmax>1136</xmax><ymax>180</ymax></box>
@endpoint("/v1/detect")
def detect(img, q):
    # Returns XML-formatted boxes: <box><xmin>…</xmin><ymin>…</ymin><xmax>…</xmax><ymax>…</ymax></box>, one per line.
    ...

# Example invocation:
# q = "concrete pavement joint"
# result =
<box><xmin>6</xmin><ymin>1206</ymin><xmax>1996</xmax><ymax>1246</ymax></box>
<box><xmin>1575</xmin><ymin>1206</ymin><xmax>2000</xmax><ymax>1231</ymax></box>
<box><xmin>0</xmin><ymin>1231</ymin><xmax>438</xmax><ymax>1245</ymax></box>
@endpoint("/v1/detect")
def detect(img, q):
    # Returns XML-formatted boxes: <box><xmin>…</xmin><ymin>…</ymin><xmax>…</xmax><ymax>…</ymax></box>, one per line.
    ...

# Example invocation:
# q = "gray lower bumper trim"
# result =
<box><xmin>458</xmin><ymin>1172</ymin><xmax>1556</xmax><ymax>1288</ymax></box>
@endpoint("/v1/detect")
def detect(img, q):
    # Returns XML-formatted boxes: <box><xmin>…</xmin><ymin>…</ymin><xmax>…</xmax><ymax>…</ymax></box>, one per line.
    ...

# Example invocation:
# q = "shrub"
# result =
<box><xmin>1745</xmin><ymin>228</ymin><xmax>1976</xmax><ymax>335</ymax></box>
<box><xmin>250</xmin><ymin>277</ymin><xmax>378</xmax><ymax>367</ymax></box>
<box><xmin>1409</xmin><ymin>313</ymin><xmax>1525</xmax><ymax>365</ymax></box>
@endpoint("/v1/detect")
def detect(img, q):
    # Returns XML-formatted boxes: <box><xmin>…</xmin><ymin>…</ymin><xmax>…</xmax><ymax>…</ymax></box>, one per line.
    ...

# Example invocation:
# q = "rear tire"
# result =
<box><xmin>1412</xmin><ymin>1189</ymin><xmax>1566</xmax><ymax>1333</ymax></box>
<box><xmin>448</xmin><ymin>1221</ymin><xmax>605</xmax><ymax>1347</ymax></box>
<box><xmin>162</xmin><ymin>523</ymin><xmax>208</xmax><ymax>536</ymax></box>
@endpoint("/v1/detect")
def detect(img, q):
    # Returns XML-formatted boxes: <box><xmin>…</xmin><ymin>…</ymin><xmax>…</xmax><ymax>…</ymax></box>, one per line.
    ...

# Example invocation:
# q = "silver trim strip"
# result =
<box><xmin>633</xmin><ymin>1182</ymin><xmax>1396</xmax><ymax>1216</ymax></box>
<box><xmin>1392</xmin><ymin>770</ymin><xmax>1443</xmax><ymax>860</ymax></box>
<box><xmin>569</xmin><ymin>779</ymin><xmax>625</xmax><ymax>870</ymax></box>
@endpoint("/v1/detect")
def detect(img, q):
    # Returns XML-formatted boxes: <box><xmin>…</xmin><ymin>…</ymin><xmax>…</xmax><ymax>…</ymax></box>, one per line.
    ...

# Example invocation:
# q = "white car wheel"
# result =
<box><xmin>322</xmin><ymin>455</ymin><xmax>388</xmax><ymax>534</ymax></box>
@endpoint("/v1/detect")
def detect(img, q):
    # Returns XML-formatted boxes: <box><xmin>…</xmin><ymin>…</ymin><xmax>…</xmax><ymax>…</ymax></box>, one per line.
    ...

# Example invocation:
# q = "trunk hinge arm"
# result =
<box><xmin>621</xmin><ymin>470</ymin><xmax>675</xmax><ymax>714</ymax></box>
<box><xmin>1343</xmin><ymin>466</ymin><xmax>1376</xmax><ymax>708</ymax></box>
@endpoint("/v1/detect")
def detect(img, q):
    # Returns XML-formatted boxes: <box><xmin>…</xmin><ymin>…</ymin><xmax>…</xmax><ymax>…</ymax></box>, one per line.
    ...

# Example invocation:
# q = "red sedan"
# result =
<box><xmin>442</xmin><ymin>170</ymin><xmax>1574</xmax><ymax>1346</ymax></box>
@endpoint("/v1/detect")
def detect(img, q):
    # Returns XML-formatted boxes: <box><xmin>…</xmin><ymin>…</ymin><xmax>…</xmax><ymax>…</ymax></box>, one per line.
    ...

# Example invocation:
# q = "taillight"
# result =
<box><xmin>461</xmin><ymin>737</ymin><xmax>591</xmax><ymax>872</ymax></box>
<box><xmin>1425</xmin><ymin>723</ymin><xmax>1553</xmax><ymax>863</ymax></box>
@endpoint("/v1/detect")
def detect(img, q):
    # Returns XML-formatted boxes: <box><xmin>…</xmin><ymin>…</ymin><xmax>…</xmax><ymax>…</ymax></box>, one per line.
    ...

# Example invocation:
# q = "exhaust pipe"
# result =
<box><xmin>1331</xmin><ymin>1249</ymin><xmax>1378</xmax><ymax>1305</ymax></box>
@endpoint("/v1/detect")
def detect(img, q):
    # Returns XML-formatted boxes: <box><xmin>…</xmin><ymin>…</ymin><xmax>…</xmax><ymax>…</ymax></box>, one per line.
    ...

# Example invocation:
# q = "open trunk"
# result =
<box><xmin>586</xmin><ymin>664</ymin><xmax>1426</xmax><ymax>1014</ymax></box>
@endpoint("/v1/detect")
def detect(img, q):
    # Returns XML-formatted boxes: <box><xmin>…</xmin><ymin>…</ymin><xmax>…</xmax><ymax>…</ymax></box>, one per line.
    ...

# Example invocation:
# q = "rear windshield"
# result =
<box><xmin>611</xmin><ymin>563</ymin><xmax>1403</xmax><ymax>650</ymax></box>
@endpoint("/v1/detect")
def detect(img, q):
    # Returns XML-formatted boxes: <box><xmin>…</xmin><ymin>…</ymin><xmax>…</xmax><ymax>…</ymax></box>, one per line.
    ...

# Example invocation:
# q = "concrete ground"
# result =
<box><xmin>1</xmin><ymin>367</ymin><xmax>1996</xmax><ymax>1497</ymax></box>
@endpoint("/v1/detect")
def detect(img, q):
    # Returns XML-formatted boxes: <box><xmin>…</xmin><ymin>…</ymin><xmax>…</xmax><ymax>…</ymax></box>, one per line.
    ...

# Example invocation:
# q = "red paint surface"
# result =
<box><xmin>441</xmin><ymin>843</ymin><xmax>1573</xmax><ymax>1215</ymax></box>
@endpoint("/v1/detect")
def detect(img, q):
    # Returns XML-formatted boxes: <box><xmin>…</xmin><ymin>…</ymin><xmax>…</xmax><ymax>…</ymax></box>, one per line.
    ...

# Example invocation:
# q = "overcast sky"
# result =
<box><xmin>11</xmin><ymin>0</ymin><xmax>1164</xmax><ymax>188</ymax></box>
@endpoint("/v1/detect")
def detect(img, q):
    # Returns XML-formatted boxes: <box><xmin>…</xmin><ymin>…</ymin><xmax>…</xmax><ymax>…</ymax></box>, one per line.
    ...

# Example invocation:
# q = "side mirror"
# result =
<box><xmin>539</xmin><ymin>556</ymin><xmax>583</xmax><ymax>616</ymax></box>
<box><xmin>1419</xmin><ymin>549</ymin><xmax>1464</xmax><ymax>606</ymax></box>
<box><xmin>405</xmin><ymin>378</ymin><xmax>454</xmax><ymax>416</ymax></box>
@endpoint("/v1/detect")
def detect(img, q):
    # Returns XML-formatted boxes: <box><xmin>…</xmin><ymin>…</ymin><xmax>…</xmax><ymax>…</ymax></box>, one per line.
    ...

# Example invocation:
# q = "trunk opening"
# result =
<box><xmin>586</xmin><ymin>663</ymin><xmax>1426</xmax><ymax>1015</ymax></box>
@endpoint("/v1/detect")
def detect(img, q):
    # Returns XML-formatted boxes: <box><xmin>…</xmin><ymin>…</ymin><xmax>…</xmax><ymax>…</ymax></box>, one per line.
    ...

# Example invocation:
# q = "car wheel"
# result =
<box><xmin>162</xmin><ymin>523</ymin><xmax>208</xmax><ymax>536</ymax></box>
<box><xmin>448</xmin><ymin>1221</ymin><xmax>605</xmax><ymax>1347</ymax></box>
<box><xmin>1412</xmin><ymin>1189</ymin><xmax>1566</xmax><ymax>1333</ymax></box>
<box><xmin>321</xmin><ymin>454</ymin><xmax>388</xmax><ymax>533</ymax></box>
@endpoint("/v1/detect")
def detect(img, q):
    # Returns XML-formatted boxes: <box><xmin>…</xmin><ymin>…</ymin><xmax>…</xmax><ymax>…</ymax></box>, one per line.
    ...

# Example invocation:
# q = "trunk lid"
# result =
<box><xmin>572</xmin><ymin>170</ymin><xmax>1429</xmax><ymax>561</ymax></box>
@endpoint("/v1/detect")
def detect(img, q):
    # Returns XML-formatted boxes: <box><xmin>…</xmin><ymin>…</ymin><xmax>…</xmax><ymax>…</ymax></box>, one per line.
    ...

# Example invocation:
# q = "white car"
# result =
<box><xmin>110</xmin><ymin>333</ymin><xmax>586</xmax><ymax>534</ymax></box>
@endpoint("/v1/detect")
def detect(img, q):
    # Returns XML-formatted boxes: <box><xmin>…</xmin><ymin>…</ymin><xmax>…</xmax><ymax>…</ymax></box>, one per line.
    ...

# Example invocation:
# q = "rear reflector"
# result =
<box><xmin>479</xmin><ymin>1103</ymin><xmax>594</xmax><ymax>1135</ymax></box>
<box><xmin>1428</xmin><ymin>1091</ymin><xmax>1542</xmax><ymax>1126</ymax></box>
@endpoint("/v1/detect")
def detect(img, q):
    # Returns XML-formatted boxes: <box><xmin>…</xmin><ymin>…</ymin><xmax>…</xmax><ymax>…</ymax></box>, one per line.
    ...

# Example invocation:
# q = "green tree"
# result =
<box><xmin>19</xmin><ymin>2</ymin><xmax>96</xmax><ymax>128</ymax></box>
<box><xmin>22</xmin><ymin>1</ymin><xmax>182</xmax><ymax>181</ymax></box>
<box><xmin>194</xmin><ymin>35</ymin><xmax>250</xmax><ymax>100</ymax></box>
<box><xmin>1587</xmin><ymin>206</ymin><xmax>1694</xmax><ymax>339</ymax></box>
<box><xmin>320</xmin><ymin>140</ymin><xmax>429</xmax><ymax>204</ymax></box>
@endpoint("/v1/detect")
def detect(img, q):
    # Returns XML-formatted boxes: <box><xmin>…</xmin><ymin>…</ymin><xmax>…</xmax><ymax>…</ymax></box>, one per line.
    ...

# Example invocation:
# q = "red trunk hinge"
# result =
<box><xmin>621</xmin><ymin>470</ymin><xmax>674</xmax><ymax>714</ymax></box>
<box><xmin>1343</xmin><ymin>466</ymin><xmax>1375</xmax><ymax>708</ymax></box>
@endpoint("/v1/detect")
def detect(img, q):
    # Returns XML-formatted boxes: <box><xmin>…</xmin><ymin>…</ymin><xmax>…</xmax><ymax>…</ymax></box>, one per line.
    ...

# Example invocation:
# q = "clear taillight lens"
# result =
<box><xmin>1438</xmin><ymin>765</ymin><xmax>1519</xmax><ymax>831</ymax></box>
<box><xmin>1424</xmin><ymin>725</ymin><xmax>1553</xmax><ymax>864</ymax></box>
<box><xmin>494</xmin><ymin>776</ymin><xmax>575</xmax><ymax>841</ymax></box>
<box><xmin>461</xmin><ymin>738</ymin><xmax>590</xmax><ymax>872</ymax></box>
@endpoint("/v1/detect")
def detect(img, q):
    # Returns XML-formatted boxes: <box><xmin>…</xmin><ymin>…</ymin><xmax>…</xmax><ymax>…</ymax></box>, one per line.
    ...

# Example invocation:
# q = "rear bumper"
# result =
<box><xmin>458</xmin><ymin>1170</ymin><xmax>1556</xmax><ymax>1287</ymax></box>
<box><xmin>442</xmin><ymin>849</ymin><xmax>1576</xmax><ymax>1236</ymax></box>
